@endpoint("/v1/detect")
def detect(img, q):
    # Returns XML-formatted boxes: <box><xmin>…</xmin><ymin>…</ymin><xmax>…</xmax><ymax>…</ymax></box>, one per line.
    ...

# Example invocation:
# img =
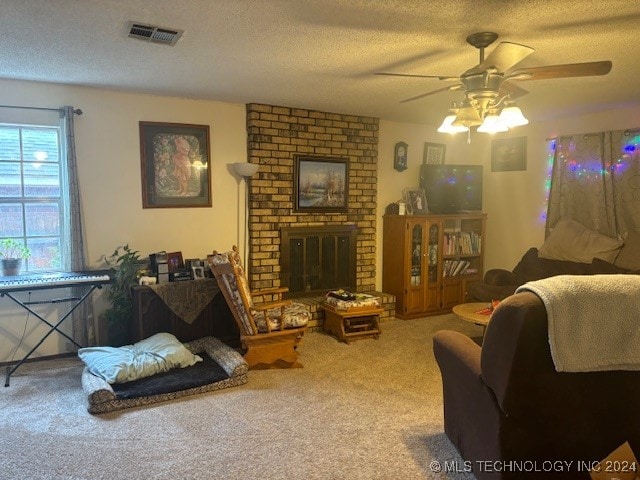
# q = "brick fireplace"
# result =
<box><xmin>245</xmin><ymin>104</ymin><xmax>379</xmax><ymax>296</ymax></box>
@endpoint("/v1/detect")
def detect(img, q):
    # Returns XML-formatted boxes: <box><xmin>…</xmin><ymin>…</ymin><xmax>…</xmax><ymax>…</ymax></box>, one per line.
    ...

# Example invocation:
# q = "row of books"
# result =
<box><xmin>443</xmin><ymin>259</ymin><xmax>473</xmax><ymax>277</ymax></box>
<box><xmin>443</xmin><ymin>231</ymin><xmax>482</xmax><ymax>255</ymax></box>
<box><xmin>411</xmin><ymin>261</ymin><xmax>479</xmax><ymax>281</ymax></box>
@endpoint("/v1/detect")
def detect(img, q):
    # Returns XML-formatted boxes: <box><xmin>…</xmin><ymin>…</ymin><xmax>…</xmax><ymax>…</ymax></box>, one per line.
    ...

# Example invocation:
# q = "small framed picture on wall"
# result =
<box><xmin>423</xmin><ymin>142</ymin><xmax>446</xmax><ymax>165</ymax></box>
<box><xmin>491</xmin><ymin>136</ymin><xmax>527</xmax><ymax>172</ymax></box>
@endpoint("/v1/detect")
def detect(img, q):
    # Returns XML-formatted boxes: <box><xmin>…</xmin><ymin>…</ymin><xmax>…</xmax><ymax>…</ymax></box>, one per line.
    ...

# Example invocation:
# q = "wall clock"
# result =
<box><xmin>394</xmin><ymin>141</ymin><xmax>408</xmax><ymax>172</ymax></box>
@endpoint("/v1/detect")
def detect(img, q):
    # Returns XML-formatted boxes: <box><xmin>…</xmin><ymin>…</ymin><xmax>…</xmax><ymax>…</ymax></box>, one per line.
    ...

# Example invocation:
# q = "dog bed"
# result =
<box><xmin>81</xmin><ymin>336</ymin><xmax>248</xmax><ymax>414</ymax></box>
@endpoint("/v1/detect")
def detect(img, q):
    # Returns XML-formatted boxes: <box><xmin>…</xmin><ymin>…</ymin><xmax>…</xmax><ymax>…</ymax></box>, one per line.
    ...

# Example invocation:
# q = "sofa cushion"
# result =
<box><xmin>539</xmin><ymin>218</ymin><xmax>623</xmax><ymax>263</ymax></box>
<box><xmin>512</xmin><ymin>247</ymin><xmax>592</xmax><ymax>285</ymax></box>
<box><xmin>614</xmin><ymin>230</ymin><xmax>640</xmax><ymax>270</ymax></box>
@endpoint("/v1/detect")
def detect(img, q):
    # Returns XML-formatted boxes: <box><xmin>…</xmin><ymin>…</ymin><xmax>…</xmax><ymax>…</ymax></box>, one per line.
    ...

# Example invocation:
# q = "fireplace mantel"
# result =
<box><xmin>280</xmin><ymin>225</ymin><xmax>358</xmax><ymax>297</ymax></box>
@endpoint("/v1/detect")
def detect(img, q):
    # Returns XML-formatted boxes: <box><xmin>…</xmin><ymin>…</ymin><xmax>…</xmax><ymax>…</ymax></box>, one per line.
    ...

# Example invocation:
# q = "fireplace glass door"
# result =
<box><xmin>281</xmin><ymin>226</ymin><xmax>357</xmax><ymax>296</ymax></box>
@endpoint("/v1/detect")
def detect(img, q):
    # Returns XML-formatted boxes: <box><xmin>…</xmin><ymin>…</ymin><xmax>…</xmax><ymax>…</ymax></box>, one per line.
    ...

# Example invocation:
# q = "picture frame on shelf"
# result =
<box><xmin>166</xmin><ymin>251</ymin><xmax>184</xmax><ymax>273</ymax></box>
<box><xmin>293</xmin><ymin>155</ymin><xmax>349</xmax><ymax>213</ymax></box>
<box><xmin>191</xmin><ymin>266</ymin><xmax>205</xmax><ymax>279</ymax></box>
<box><xmin>185</xmin><ymin>258</ymin><xmax>203</xmax><ymax>269</ymax></box>
<box><xmin>139</xmin><ymin>122</ymin><xmax>212</xmax><ymax>208</ymax></box>
<box><xmin>491</xmin><ymin>136</ymin><xmax>527</xmax><ymax>172</ymax></box>
<box><xmin>423</xmin><ymin>142</ymin><xmax>446</xmax><ymax>165</ymax></box>
<box><xmin>403</xmin><ymin>188</ymin><xmax>428</xmax><ymax>215</ymax></box>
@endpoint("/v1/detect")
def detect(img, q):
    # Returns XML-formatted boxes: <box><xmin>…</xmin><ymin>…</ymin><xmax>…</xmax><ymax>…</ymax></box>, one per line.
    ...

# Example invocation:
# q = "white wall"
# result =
<box><xmin>0</xmin><ymin>78</ymin><xmax>246</xmax><ymax>361</ymax></box>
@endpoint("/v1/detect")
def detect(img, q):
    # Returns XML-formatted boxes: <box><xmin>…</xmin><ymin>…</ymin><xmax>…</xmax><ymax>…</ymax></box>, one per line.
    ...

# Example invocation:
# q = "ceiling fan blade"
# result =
<box><xmin>375</xmin><ymin>72</ymin><xmax>459</xmax><ymax>82</ymax></box>
<box><xmin>399</xmin><ymin>84</ymin><xmax>462</xmax><ymax>103</ymax></box>
<box><xmin>507</xmin><ymin>61</ymin><xmax>612</xmax><ymax>81</ymax></box>
<box><xmin>476</xmin><ymin>41</ymin><xmax>534</xmax><ymax>73</ymax></box>
<box><xmin>499</xmin><ymin>81</ymin><xmax>529</xmax><ymax>99</ymax></box>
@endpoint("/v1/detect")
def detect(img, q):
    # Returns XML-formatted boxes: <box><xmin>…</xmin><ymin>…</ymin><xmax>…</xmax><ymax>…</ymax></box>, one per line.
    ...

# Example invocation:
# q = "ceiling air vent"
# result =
<box><xmin>127</xmin><ymin>22</ymin><xmax>183</xmax><ymax>46</ymax></box>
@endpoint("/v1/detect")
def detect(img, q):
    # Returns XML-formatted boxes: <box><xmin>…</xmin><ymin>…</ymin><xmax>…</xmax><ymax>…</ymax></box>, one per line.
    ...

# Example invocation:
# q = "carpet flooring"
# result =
<box><xmin>0</xmin><ymin>314</ymin><xmax>480</xmax><ymax>480</ymax></box>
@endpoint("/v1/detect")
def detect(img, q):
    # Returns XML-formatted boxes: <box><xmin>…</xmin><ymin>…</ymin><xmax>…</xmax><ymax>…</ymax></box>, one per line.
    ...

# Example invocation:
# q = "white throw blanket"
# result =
<box><xmin>515</xmin><ymin>275</ymin><xmax>640</xmax><ymax>372</ymax></box>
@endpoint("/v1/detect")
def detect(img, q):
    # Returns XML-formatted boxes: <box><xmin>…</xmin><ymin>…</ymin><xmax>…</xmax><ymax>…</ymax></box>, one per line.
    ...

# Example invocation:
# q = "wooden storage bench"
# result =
<box><xmin>321</xmin><ymin>302</ymin><xmax>383</xmax><ymax>344</ymax></box>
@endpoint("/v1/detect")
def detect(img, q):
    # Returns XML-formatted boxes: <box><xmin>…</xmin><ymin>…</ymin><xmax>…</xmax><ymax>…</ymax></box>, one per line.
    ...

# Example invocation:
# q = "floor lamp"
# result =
<box><xmin>233</xmin><ymin>162</ymin><xmax>260</xmax><ymax>269</ymax></box>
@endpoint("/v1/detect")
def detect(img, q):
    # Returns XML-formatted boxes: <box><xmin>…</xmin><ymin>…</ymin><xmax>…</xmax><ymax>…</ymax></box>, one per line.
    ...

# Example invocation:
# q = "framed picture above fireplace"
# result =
<box><xmin>293</xmin><ymin>156</ymin><xmax>349</xmax><ymax>213</ymax></box>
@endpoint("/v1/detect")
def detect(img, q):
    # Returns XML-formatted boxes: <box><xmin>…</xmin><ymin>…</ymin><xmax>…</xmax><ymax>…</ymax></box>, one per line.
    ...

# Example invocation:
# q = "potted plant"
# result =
<box><xmin>103</xmin><ymin>244</ymin><xmax>146</xmax><ymax>346</ymax></box>
<box><xmin>0</xmin><ymin>239</ymin><xmax>31</xmax><ymax>276</ymax></box>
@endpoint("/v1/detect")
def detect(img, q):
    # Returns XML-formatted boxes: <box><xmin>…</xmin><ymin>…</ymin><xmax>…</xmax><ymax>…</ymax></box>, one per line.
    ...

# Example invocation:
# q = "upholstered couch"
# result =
<box><xmin>433</xmin><ymin>291</ymin><xmax>640</xmax><ymax>479</ymax></box>
<box><xmin>468</xmin><ymin>220</ymin><xmax>640</xmax><ymax>302</ymax></box>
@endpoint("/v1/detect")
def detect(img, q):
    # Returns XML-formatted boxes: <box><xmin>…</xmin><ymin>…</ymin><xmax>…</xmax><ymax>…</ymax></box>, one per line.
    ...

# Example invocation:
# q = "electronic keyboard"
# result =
<box><xmin>0</xmin><ymin>270</ymin><xmax>113</xmax><ymax>293</ymax></box>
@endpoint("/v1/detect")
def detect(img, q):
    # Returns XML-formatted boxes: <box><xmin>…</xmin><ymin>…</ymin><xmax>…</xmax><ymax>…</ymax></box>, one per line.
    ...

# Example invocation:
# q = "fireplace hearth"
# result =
<box><xmin>280</xmin><ymin>225</ymin><xmax>358</xmax><ymax>296</ymax></box>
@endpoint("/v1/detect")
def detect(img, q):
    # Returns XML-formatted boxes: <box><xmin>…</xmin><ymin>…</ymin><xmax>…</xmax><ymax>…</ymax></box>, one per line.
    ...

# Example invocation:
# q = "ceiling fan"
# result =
<box><xmin>375</xmin><ymin>32</ymin><xmax>612</xmax><ymax>131</ymax></box>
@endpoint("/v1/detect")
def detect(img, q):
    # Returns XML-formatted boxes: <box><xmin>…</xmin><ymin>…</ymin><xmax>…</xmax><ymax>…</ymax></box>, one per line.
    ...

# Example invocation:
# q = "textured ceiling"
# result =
<box><xmin>2</xmin><ymin>0</ymin><xmax>640</xmax><ymax>125</ymax></box>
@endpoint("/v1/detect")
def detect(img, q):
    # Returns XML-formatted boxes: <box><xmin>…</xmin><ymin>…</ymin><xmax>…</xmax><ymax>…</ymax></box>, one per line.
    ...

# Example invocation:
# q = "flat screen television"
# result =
<box><xmin>419</xmin><ymin>164</ymin><xmax>483</xmax><ymax>214</ymax></box>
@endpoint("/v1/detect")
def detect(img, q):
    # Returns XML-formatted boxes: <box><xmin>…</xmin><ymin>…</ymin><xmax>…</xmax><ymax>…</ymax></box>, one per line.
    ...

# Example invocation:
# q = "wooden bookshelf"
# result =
<box><xmin>382</xmin><ymin>213</ymin><xmax>486</xmax><ymax>319</ymax></box>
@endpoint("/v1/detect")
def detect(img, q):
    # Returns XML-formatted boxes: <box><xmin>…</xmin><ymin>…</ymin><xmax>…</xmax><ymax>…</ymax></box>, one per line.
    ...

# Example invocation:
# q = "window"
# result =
<box><xmin>0</xmin><ymin>123</ymin><xmax>69</xmax><ymax>272</ymax></box>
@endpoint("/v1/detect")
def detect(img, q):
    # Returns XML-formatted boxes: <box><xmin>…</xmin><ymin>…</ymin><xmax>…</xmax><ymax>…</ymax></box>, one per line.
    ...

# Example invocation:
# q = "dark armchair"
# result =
<box><xmin>433</xmin><ymin>291</ymin><xmax>640</xmax><ymax>479</ymax></box>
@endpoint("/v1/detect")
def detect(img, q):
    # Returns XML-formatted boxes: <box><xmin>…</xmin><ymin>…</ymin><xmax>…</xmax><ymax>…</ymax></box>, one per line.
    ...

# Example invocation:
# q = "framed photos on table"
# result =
<box><xmin>167</xmin><ymin>251</ymin><xmax>184</xmax><ymax>273</ymax></box>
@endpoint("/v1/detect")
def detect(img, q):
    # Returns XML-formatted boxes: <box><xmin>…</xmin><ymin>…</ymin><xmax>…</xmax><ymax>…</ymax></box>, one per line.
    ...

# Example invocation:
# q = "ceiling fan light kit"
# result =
<box><xmin>437</xmin><ymin>107</ymin><xmax>469</xmax><ymax>134</ymax></box>
<box><xmin>476</xmin><ymin>109</ymin><xmax>509</xmax><ymax>134</ymax></box>
<box><xmin>499</xmin><ymin>102</ymin><xmax>529</xmax><ymax>127</ymax></box>
<box><xmin>378</xmin><ymin>31</ymin><xmax>612</xmax><ymax>140</ymax></box>
<box><xmin>451</xmin><ymin>101</ymin><xmax>484</xmax><ymax>128</ymax></box>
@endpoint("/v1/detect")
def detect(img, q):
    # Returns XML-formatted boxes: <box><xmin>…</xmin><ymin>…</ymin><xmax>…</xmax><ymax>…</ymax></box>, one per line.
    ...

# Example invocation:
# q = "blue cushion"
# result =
<box><xmin>78</xmin><ymin>332</ymin><xmax>202</xmax><ymax>384</ymax></box>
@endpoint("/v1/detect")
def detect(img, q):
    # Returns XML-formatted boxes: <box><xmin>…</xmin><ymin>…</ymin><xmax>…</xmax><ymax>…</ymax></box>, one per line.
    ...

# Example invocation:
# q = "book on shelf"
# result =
<box><xmin>442</xmin><ymin>259</ymin><xmax>471</xmax><ymax>277</ymax></box>
<box><xmin>443</xmin><ymin>231</ymin><xmax>482</xmax><ymax>255</ymax></box>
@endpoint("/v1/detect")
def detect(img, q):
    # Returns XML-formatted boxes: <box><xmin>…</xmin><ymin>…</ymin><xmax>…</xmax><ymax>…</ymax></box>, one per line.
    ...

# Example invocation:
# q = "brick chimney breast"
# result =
<box><xmin>246</xmin><ymin>104</ymin><xmax>379</xmax><ymax>295</ymax></box>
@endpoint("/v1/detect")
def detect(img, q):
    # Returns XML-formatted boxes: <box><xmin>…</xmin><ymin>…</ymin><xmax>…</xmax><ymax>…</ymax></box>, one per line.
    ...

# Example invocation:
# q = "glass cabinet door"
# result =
<box><xmin>410</xmin><ymin>223</ymin><xmax>423</xmax><ymax>286</ymax></box>
<box><xmin>428</xmin><ymin>223</ymin><xmax>439</xmax><ymax>283</ymax></box>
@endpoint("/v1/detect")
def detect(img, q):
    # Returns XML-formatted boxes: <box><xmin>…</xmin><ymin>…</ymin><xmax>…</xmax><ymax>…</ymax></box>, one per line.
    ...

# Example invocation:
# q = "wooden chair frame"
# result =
<box><xmin>209</xmin><ymin>247</ymin><xmax>308</xmax><ymax>369</ymax></box>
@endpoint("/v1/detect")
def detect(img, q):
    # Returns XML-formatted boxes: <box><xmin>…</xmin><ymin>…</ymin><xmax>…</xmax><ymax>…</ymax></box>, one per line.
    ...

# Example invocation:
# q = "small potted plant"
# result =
<box><xmin>0</xmin><ymin>239</ymin><xmax>31</xmax><ymax>276</ymax></box>
<box><xmin>103</xmin><ymin>244</ymin><xmax>145</xmax><ymax>345</ymax></box>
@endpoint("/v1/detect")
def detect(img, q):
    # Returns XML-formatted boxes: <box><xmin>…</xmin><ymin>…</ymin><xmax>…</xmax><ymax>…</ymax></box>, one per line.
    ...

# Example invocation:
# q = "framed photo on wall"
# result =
<box><xmin>139</xmin><ymin>122</ymin><xmax>212</xmax><ymax>208</ymax></box>
<box><xmin>293</xmin><ymin>156</ymin><xmax>349</xmax><ymax>213</ymax></box>
<box><xmin>423</xmin><ymin>142</ymin><xmax>446</xmax><ymax>165</ymax></box>
<box><xmin>491</xmin><ymin>136</ymin><xmax>527</xmax><ymax>172</ymax></box>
